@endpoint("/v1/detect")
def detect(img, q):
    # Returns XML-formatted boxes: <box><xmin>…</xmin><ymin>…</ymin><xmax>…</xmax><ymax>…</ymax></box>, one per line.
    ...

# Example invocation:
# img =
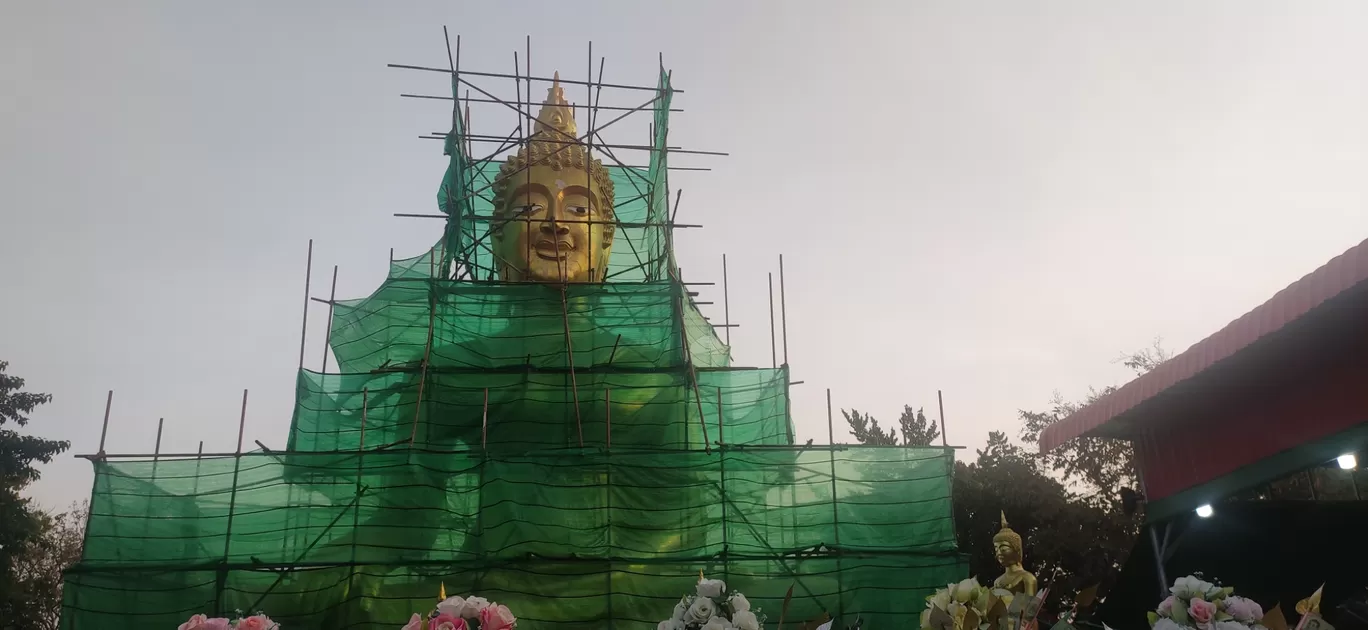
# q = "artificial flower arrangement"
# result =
<box><xmin>1147</xmin><ymin>576</ymin><xmax>1267</xmax><ymax>630</ymax></box>
<box><xmin>402</xmin><ymin>590</ymin><xmax>518</xmax><ymax>630</ymax></box>
<box><xmin>177</xmin><ymin>612</ymin><xmax>278</xmax><ymax>630</ymax></box>
<box><xmin>657</xmin><ymin>573</ymin><xmax>766</xmax><ymax>630</ymax></box>
<box><xmin>921</xmin><ymin>578</ymin><xmax>1043</xmax><ymax>630</ymax></box>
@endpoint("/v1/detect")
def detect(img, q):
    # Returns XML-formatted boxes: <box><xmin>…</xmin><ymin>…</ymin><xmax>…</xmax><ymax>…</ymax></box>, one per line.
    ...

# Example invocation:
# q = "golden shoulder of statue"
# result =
<box><xmin>490</xmin><ymin>71</ymin><xmax>617</xmax><ymax>283</ymax></box>
<box><xmin>992</xmin><ymin>512</ymin><xmax>1038</xmax><ymax>596</ymax></box>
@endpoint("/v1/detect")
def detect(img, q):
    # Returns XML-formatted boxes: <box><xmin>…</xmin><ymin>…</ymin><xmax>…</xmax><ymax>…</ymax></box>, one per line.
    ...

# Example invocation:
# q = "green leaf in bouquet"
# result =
<box><xmin>1146</xmin><ymin>612</ymin><xmax>1159</xmax><ymax>628</ymax></box>
<box><xmin>1170</xmin><ymin>602</ymin><xmax>1190</xmax><ymax>626</ymax></box>
<box><xmin>1049</xmin><ymin>611</ymin><xmax>1074</xmax><ymax>630</ymax></box>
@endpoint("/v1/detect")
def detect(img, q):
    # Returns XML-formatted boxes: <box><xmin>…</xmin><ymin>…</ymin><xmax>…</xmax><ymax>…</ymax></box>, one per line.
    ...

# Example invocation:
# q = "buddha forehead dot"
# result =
<box><xmin>555</xmin><ymin>179</ymin><xmax>567</xmax><ymax>190</ymax></box>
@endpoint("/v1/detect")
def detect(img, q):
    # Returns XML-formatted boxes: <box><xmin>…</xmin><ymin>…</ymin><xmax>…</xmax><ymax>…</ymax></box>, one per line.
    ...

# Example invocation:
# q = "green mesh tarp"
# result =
<box><xmin>61</xmin><ymin>65</ymin><xmax>966</xmax><ymax>628</ymax></box>
<box><xmin>67</xmin><ymin>447</ymin><xmax>961</xmax><ymax>628</ymax></box>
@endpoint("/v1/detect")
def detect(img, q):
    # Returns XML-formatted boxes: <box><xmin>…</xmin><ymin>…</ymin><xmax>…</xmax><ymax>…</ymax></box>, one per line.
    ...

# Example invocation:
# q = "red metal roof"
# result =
<box><xmin>1040</xmin><ymin>237</ymin><xmax>1368</xmax><ymax>452</ymax></box>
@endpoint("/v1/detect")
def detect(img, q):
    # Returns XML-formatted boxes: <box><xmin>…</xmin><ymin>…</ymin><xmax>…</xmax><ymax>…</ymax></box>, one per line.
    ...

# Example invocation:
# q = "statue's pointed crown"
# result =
<box><xmin>533</xmin><ymin>71</ymin><xmax>577</xmax><ymax>139</ymax></box>
<box><xmin>993</xmin><ymin>510</ymin><xmax>1023</xmax><ymax>550</ymax></box>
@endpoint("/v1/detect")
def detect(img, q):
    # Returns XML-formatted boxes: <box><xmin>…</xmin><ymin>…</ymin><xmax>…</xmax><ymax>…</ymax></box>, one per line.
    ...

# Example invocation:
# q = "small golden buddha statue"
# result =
<box><xmin>992</xmin><ymin>512</ymin><xmax>1038</xmax><ymax>596</ymax></box>
<box><xmin>490</xmin><ymin>71</ymin><xmax>616</xmax><ymax>283</ymax></box>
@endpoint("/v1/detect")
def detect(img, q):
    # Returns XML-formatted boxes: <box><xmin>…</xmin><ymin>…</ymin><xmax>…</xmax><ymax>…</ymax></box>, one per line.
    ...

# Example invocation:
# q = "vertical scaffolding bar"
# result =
<box><xmin>937</xmin><ymin>390</ymin><xmax>949</xmax><ymax>447</ymax></box>
<box><xmin>779</xmin><ymin>254</ymin><xmax>789</xmax><ymax>366</ymax></box>
<box><xmin>722</xmin><ymin>254</ymin><xmax>732</xmax><ymax>346</ymax></box>
<box><xmin>768</xmin><ymin>273</ymin><xmax>777</xmax><ymax>369</ymax></box>
<box><xmin>826</xmin><ymin>388</ymin><xmax>844</xmax><ymax>623</ymax></box>
<box><xmin>217</xmin><ymin>389</ymin><xmax>249</xmax><ymax>615</ymax></box>
<box><xmin>718</xmin><ymin>385</ymin><xmax>728</xmax><ymax>585</ymax></box>
<box><xmin>605</xmin><ymin>387</ymin><xmax>612</xmax><ymax>450</ymax></box>
<box><xmin>348</xmin><ymin>387</ymin><xmax>368</xmax><ymax>607</ymax></box>
<box><xmin>297</xmin><ymin>239</ymin><xmax>313</xmax><ymax>370</ymax></box>
<box><xmin>96</xmin><ymin>390</ymin><xmax>113</xmax><ymax>455</ymax></box>
<box><xmin>321</xmin><ymin>265</ymin><xmax>338</xmax><ymax>373</ymax></box>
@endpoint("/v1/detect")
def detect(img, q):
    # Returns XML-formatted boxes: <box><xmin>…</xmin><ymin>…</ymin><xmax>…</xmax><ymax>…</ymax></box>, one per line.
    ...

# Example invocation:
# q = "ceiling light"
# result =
<box><xmin>1337</xmin><ymin>453</ymin><xmax>1357</xmax><ymax>470</ymax></box>
<box><xmin>1195</xmin><ymin>504</ymin><xmax>1214</xmax><ymax>518</ymax></box>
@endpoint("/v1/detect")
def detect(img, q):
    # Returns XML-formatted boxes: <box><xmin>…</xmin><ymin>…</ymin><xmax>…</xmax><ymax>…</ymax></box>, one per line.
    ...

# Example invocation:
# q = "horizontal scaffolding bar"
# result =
<box><xmin>392</xmin><ymin>213</ymin><xmax>703</xmax><ymax>228</ymax></box>
<box><xmin>402</xmin><ymin>93</ymin><xmax>684</xmax><ymax>113</ymax></box>
<box><xmin>417</xmin><ymin>135</ymin><xmax>729</xmax><ymax>157</ymax></box>
<box><xmin>72</xmin><ymin>442</ymin><xmax>964</xmax><ymax>461</ymax></box>
<box><xmin>388</xmin><ymin>63</ymin><xmax>682</xmax><ymax>93</ymax></box>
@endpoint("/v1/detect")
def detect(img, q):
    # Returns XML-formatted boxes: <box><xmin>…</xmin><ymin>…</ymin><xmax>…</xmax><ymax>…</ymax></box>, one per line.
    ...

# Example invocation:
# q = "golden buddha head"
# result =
<box><xmin>490</xmin><ymin>72</ymin><xmax>616</xmax><ymax>283</ymax></box>
<box><xmin>993</xmin><ymin>511</ymin><xmax>1024</xmax><ymax>567</ymax></box>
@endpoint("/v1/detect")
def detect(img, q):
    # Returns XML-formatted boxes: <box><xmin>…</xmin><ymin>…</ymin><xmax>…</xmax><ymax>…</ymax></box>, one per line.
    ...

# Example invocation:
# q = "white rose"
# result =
<box><xmin>729</xmin><ymin>593</ymin><xmax>751</xmax><ymax>613</ymax></box>
<box><xmin>697</xmin><ymin>578</ymin><xmax>728</xmax><ymax>599</ymax></box>
<box><xmin>702</xmin><ymin>617</ymin><xmax>735</xmax><ymax>630</ymax></box>
<box><xmin>461</xmin><ymin>596</ymin><xmax>491</xmax><ymax>619</ymax></box>
<box><xmin>658</xmin><ymin>621</ymin><xmax>686</xmax><ymax>630</ymax></box>
<box><xmin>929</xmin><ymin>588</ymin><xmax>952</xmax><ymax>610</ymax></box>
<box><xmin>732</xmin><ymin>610</ymin><xmax>761</xmax><ymax>630</ymax></box>
<box><xmin>1171</xmin><ymin>576</ymin><xmax>1214</xmax><ymax>600</ymax></box>
<box><xmin>1154</xmin><ymin>618</ymin><xmax>1186</xmax><ymax>630</ymax></box>
<box><xmin>436</xmin><ymin>595</ymin><xmax>467</xmax><ymax>618</ymax></box>
<box><xmin>673</xmin><ymin>597</ymin><xmax>691</xmax><ymax>621</ymax></box>
<box><xmin>1213</xmin><ymin>621</ymin><xmax>1248</xmax><ymax>630</ymax></box>
<box><xmin>687</xmin><ymin>597</ymin><xmax>718</xmax><ymax>624</ymax></box>
<box><xmin>952</xmin><ymin>578</ymin><xmax>979</xmax><ymax>603</ymax></box>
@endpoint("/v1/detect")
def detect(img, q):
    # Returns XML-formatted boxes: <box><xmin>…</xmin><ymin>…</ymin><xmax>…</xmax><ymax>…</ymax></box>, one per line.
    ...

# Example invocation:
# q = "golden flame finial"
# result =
<box><xmin>1296</xmin><ymin>584</ymin><xmax>1324</xmax><ymax>615</ymax></box>
<box><xmin>1000</xmin><ymin>511</ymin><xmax>1009</xmax><ymax>530</ymax></box>
<box><xmin>439</xmin><ymin>582</ymin><xmax>447</xmax><ymax>600</ymax></box>
<box><xmin>533</xmin><ymin>70</ymin><xmax>577</xmax><ymax>139</ymax></box>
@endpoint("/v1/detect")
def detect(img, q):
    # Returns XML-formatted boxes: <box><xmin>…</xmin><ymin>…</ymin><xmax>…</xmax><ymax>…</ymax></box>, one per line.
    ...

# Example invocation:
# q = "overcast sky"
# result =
<box><xmin>4</xmin><ymin>1</ymin><xmax>1367</xmax><ymax>510</ymax></box>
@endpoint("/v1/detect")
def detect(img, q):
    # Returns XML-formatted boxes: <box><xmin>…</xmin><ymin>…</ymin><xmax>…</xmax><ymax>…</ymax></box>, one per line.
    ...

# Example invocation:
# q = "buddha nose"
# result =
<box><xmin>539</xmin><ymin>217</ymin><xmax>569</xmax><ymax>236</ymax></box>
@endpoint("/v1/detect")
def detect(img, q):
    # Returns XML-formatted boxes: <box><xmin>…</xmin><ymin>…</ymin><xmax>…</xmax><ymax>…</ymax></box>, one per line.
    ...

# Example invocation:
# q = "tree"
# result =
<box><xmin>843</xmin><ymin>342</ymin><xmax>1170</xmax><ymax>617</ymax></box>
<box><xmin>842</xmin><ymin>405</ymin><xmax>940</xmax><ymax>446</ymax></box>
<box><xmin>842</xmin><ymin>408</ymin><xmax>898</xmax><ymax>445</ymax></box>
<box><xmin>11</xmin><ymin>501</ymin><xmax>87</xmax><ymax>630</ymax></box>
<box><xmin>897</xmin><ymin>405</ymin><xmax>941</xmax><ymax>446</ymax></box>
<box><xmin>1</xmin><ymin>360</ymin><xmax>71</xmax><ymax>629</ymax></box>
<box><xmin>1018</xmin><ymin>341</ymin><xmax>1172</xmax><ymax>507</ymax></box>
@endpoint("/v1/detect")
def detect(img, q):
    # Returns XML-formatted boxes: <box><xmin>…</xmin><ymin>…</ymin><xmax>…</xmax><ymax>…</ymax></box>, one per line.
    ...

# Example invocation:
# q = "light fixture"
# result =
<box><xmin>1338</xmin><ymin>453</ymin><xmax>1357</xmax><ymax>470</ymax></box>
<box><xmin>1195</xmin><ymin>504</ymin><xmax>1214</xmax><ymax>518</ymax></box>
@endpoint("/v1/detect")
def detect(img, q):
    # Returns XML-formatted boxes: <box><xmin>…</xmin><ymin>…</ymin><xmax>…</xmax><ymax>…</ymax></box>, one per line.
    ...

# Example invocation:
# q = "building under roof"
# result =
<box><xmin>1042</xmin><ymin>237</ymin><xmax>1368</xmax><ymax>520</ymax></box>
<box><xmin>1041</xmin><ymin>237</ymin><xmax>1368</xmax><ymax>626</ymax></box>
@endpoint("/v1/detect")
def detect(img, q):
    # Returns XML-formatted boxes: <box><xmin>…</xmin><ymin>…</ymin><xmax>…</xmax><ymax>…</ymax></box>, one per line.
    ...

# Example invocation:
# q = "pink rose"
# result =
<box><xmin>235</xmin><ymin>615</ymin><xmax>276</xmax><ymax>630</ymax></box>
<box><xmin>1224</xmin><ymin>596</ymin><xmax>1264</xmax><ymax>624</ymax></box>
<box><xmin>179</xmin><ymin>615</ymin><xmax>231</xmax><ymax>630</ymax></box>
<box><xmin>480</xmin><ymin>603</ymin><xmax>517</xmax><ymax>630</ymax></box>
<box><xmin>403</xmin><ymin>613</ymin><xmax>426</xmax><ymax>630</ymax></box>
<box><xmin>1189</xmin><ymin>598</ymin><xmax>1217</xmax><ymax>627</ymax></box>
<box><xmin>429</xmin><ymin>613</ymin><xmax>468</xmax><ymax>630</ymax></box>
<box><xmin>1157</xmin><ymin>596</ymin><xmax>1176</xmax><ymax>617</ymax></box>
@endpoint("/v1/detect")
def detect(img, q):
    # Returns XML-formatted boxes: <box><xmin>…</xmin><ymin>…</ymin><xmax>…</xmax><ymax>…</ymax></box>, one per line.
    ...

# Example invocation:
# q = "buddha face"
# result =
<box><xmin>493</xmin><ymin>164</ymin><xmax>613</xmax><ymax>283</ymax></box>
<box><xmin>994</xmin><ymin>539</ymin><xmax>1021</xmax><ymax>567</ymax></box>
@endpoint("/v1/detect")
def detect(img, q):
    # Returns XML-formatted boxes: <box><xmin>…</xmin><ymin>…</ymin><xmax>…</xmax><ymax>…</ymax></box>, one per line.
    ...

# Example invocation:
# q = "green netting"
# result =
<box><xmin>61</xmin><ymin>65</ymin><xmax>966</xmax><ymax>628</ymax></box>
<box><xmin>66</xmin><ymin>447</ymin><xmax>962</xmax><ymax>628</ymax></box>
<box><xmin>288</xmin><ymin>367</ymin><xmax>790</xmax><ymax>453</ymax></box>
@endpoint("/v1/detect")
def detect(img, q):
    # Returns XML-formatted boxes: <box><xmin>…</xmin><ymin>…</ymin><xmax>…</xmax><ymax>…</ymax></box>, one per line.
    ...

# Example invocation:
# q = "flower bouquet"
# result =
<box><xmin>921</xmin><ymin>578</ymin><xmax>1040</xmax><ymax>630</ymax></box>
<box><xmin>402</xmin><ymin>592</ymin><xmax>517</xmax><ymax>630</ymax></box>
<box><xmin>921</xmin><ymin>578</ymin><xmax>994</xmax><ymax>630</ymax></box>
<box><xmin>1147</xmin><ymin>575</ymin><xmax>1267</xmax><ymax>630</ymax></box>
<box><xmin>177</xmin><ymin>613</ymin><xmax>278</xmax><ymax>630</ymax></box>
<box><xmin>657</xmin><ymin>573</ymin><xmax>766</xmax><ymax>630</ymax></box>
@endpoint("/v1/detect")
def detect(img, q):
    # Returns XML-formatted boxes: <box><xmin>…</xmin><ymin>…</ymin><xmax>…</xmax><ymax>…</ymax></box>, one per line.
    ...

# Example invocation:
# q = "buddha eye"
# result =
<box><xmin>514</xmin><ymin>204</ymin><xmax>544</xmax><ymax>217</ymax></box>
<box><xmin>567</xmin><ymin>205</ymin><xmax>590</xmax><ymax>216</ymax></box>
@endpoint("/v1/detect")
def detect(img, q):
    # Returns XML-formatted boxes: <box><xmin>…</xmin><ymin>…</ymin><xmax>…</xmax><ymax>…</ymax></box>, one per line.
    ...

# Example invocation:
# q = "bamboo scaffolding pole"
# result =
<box><xmin>297</xmin><ymin>240</ymin><xmax>313</xmax><ymax>370</ymax></box>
